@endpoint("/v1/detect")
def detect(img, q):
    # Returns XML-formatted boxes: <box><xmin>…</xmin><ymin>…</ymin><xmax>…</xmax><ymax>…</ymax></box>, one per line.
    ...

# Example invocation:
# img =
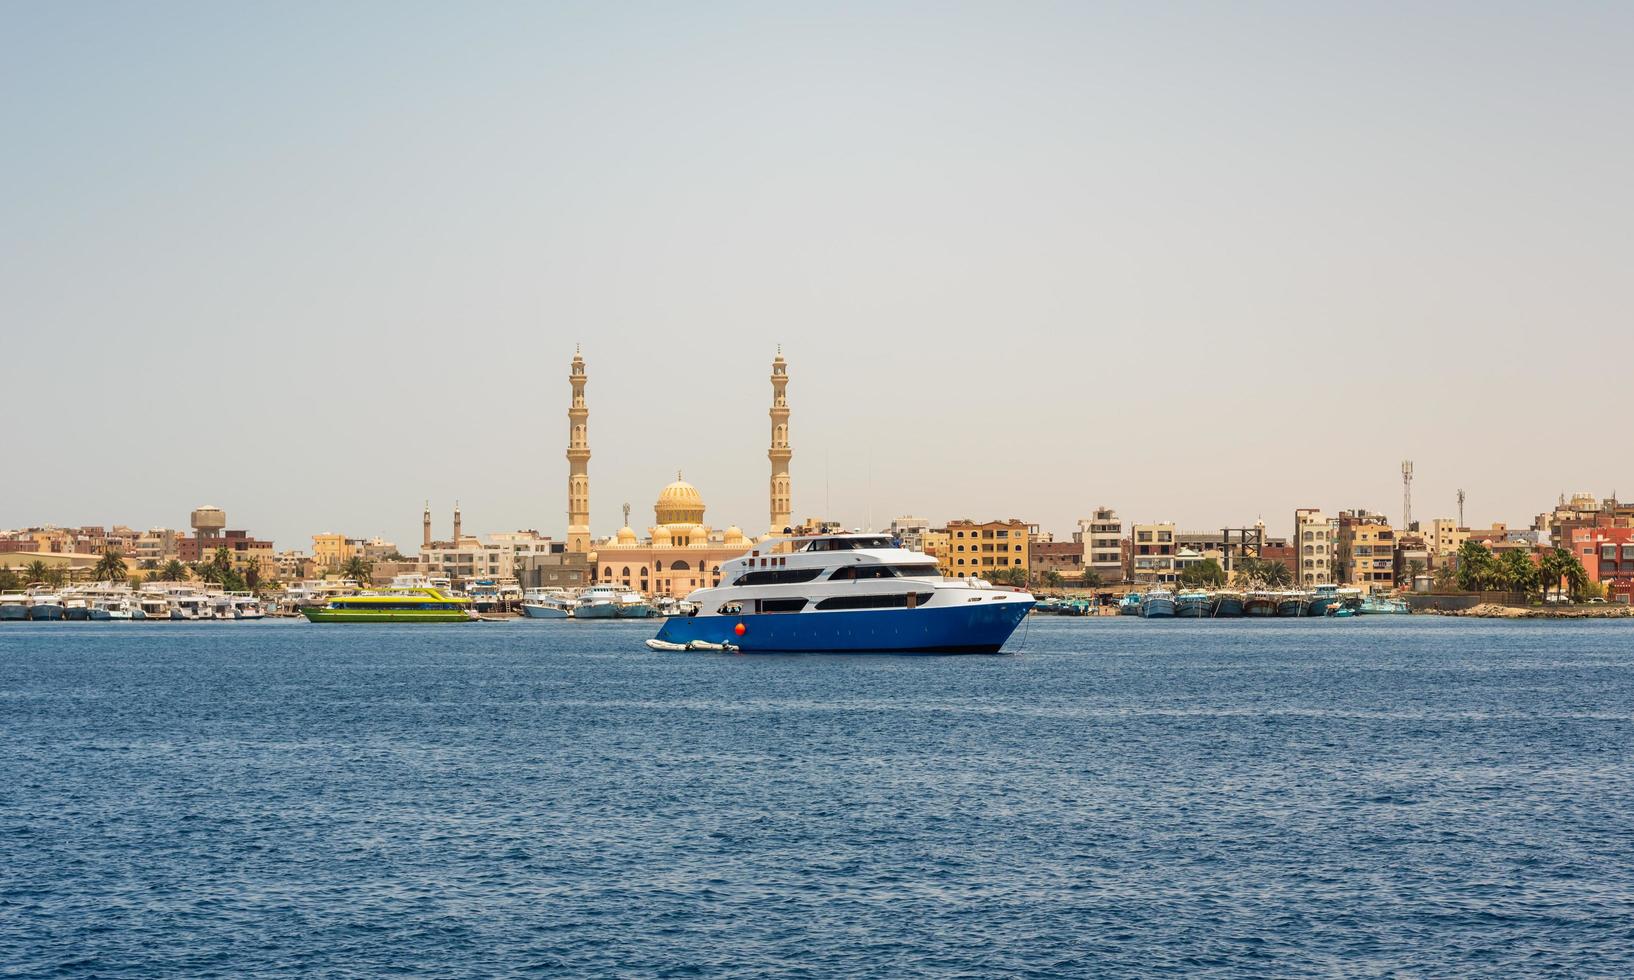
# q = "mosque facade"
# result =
<box><xmin>566</xmin><ymin>350</ymin><xmax>793</xmax><ymax>599</ymax></box>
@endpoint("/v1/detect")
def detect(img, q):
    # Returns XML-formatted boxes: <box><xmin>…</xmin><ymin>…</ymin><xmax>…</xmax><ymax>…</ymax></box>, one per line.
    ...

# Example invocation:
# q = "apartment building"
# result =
<box><xmin>941</xmin><ymin>519</ymin><xmax>1031</xmax><ymax>579</ymax></box>
<box><xmin>1075</xmin><ymin>507</ymin><xmax>1125</xmax><ymax>581</ymax></box>
<box><xmin>1294</xmin><ymin>508</ymin><xmax>1337</xmax><ymax>586</ymax></box>
<box><xmin>1337</xmin><ymin>510</ymin><xmax>1396</xmax><ymax>592</ymax></box>
<box><xmin>1130</xmin><ymin>521</ymin><xmax>1177</xmax><ymax>584</ymax></box>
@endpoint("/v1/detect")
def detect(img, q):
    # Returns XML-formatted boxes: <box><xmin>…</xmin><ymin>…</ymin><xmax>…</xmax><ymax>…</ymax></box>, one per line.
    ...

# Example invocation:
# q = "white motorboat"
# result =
<box><xmin>27</xmin><ymin>589</ymin><xmax>65</xmax><ymax>621</ymax></box>
<box><xmin>520</xmin><ymin>588</ymin><xmax>574</xmax><ymax>619</ymax></box>
<box><xmin>615</xmin><ymin>589</ymin><xmax>654</xmax><ymax>619</ymax></box>
<box><xmin>574</xmin><ymin>584</ymin><xmax>622</xmax><ymax>619</ymax></box>
<box><xmin>0</xmin><ymin>592</ymin><xmax>30</xmax><ymax>621</ymax></box>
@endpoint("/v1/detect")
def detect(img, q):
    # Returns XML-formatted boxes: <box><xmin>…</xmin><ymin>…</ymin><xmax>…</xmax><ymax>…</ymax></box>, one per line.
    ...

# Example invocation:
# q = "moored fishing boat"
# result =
<box><xmin>1175</xmin><ymin>590</ymin><xmax>1210</xmax><ymax>617</ymax></box>
<box><xmin>1275</xmin><ymin>591</ymin><xmax>1308</xmax><ymax>617</ymax></box>
<box><xmin>1305</xmin><ymin>584</ymin><xmax>1341</xmax><ymax>617</ymax></box>
<box><xmin>1118</xmin><ymin>593</ymin><xmax>1143</xmax><ymax>616</ymax></box>
<box><xmin>1244</xmin><ymin>591</ymin><xmax>1277</xmax><ymax>617</ymax></box>
<box><xmin>301</xmin><ymin>587</ymin><xmax>474</xmax><ymax>623</ymax></box>
<box><xmin>1140</xmin><ymin>587</ymin><xmax>1176</xmax><ymax>618</ymax></box>
<box><xmin>651</xmin><ymin>532</ymin><xmax>1033</xmax><ymax>653</ymax></box>
<box><xmin>1358</xmin><ymin>595</ymin><xmax>1411</xmax><ymax>615</ymax></box>
<box><xmin>1210</xmin><ymin>591</ymin><xmax>1245</xmax><ymax>618</ymax></box>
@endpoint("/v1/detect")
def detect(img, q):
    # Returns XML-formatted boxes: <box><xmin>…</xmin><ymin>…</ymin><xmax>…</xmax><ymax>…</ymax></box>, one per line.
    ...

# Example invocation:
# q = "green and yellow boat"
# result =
<box><xmin>301</xmin><ymin>588</ymin><xmax>474</xmax><ymax>623</ymax></box>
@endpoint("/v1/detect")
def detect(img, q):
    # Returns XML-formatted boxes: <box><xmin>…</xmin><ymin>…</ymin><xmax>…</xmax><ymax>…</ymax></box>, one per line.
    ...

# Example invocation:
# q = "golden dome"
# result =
<box><xmin>691</xmin><ymin>524</ymin><xmax>710</xmax><ymax>545</ymax></box>
<box><xmin>652</xmin><ymin>525</ymin><xmax>672</xmax><ymax>545</ymax></box>
<box><xmin>724</xmin><ymin>525</ymin><xmax>745</xmax><ymax>545</ymax></box>
<box><xmin>655</xmin><ymin>472</ymin><xmax>706</xmax><ymax>527</ymax></box>
<box><xmin>616</xmin><ymin>525</ymin><xmax>638</xmax><ymax>545</ymax></box>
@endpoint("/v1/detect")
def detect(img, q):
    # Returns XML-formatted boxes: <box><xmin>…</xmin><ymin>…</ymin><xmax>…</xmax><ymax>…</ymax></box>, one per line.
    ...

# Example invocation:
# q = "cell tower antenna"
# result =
<box><xmin>1457</xmin><ymin>488</ymin><xmax>1465</xmax><ymax>527</ymax></box>
<box><xmin>1401</xmin><ymin>460</ymin><xmax>1414</xmax><ymax>529</ymax></box>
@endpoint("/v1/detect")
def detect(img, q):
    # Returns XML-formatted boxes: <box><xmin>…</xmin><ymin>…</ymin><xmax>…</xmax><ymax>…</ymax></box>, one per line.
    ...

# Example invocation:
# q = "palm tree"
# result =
<box><xmin>0</xmin><ymin>568</ymin><xmax>18</xmax><ymax>591</ymax></box>
<box><xmin>23</xmin><ymin>559</ymin><xmax>50</xmax><ymax>584</ymax></box>
<box><xmin>341</xmin><ymin>555</ymin><xmax>374</xmax><ymax>587</ymax></box>
<box><xmin>1497</xmin><ymin>550</ymin><xmax>1537</xmax><ymax>599</ymax></box>
<box><xmin>161</xmin><ymin>559</ymin><xmax>188</xmax><ymax>582</ymax></box>
<box><xmin>1433</xmin><ymin>563</ymin><xmax>1457</xmax><ymax>592</ymax></box>
<box><xmin>1559</xmin><ymin>548</ymin><xmax>1590</xmax><ymax>601</ymax></box>
<box><xmin>93</xmin><ymin>549</ymin><xmax>128</xmax><ymax>583</ymax></box>
<box><xmin>1261</xmin><ymin>562</ymin><xmax>1293</xmax><ymax>588</ymax></box>
<box><xmin>1405</xmin><ymin>559</ymin><xmax>1426</xmax><ymax>587</ymax></box>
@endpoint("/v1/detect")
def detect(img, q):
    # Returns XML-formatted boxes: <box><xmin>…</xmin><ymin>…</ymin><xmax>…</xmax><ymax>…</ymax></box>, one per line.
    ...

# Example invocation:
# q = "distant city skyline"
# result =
<box><xmin>4</xmin><ymin>3</ymin><xmax>1629</xmax><ymax>550</ymax></box>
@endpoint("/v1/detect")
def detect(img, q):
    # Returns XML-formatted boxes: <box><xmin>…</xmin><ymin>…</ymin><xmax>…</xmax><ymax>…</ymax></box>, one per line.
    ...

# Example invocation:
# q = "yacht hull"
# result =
<box><xmin>616</xmin><ymin>604</ymin><xmax>654</xmax><ymax>619</ymax></box>
<box><xmin>520</xmin><ymin>603</ymin><xmax>571</xmax><ymax>619</ymax></box>
<box><xmin>654</xmin><ymin>601</ymin><xmax>1032</xmax><ymax>654</ymax></box>
<box><xmin>29</xmin><ymin>604</ymin><xmax>65</xmax><ymax>621</ymax></box>
<box><xmin>574</xmin><ymin>603</ymin><xmax>618</xmax><ymax>620</ymax></box>
<box><xmin>0</xmin><ymin>604</ymin><xmax>28</xmax><ymax>621</ymax></box>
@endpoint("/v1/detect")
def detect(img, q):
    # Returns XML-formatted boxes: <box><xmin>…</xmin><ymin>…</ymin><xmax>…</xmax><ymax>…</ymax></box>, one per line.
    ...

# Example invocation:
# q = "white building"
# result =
<box><xmin>889</xmin><ymin>516</ymin><xmax>931</xmax><ymax>552</ymax></box>
<box><xmin>419</xmin><ymin>531</ymin><xmax>557</xmax><ymax>583</ymax></box>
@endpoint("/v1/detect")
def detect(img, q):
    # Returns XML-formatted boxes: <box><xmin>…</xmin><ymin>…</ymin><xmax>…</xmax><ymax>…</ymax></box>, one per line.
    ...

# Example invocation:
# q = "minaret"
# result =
<box><xmin>768</xmin><ymin>347</ymin><xmax>792</xmax><ymax>532</ymax></box>
<box><xmin>453</xmin><ymin>501</ymin><xmax>462</xmax><ymax>544</ymax></box>
<box><xmin>422</xmin><ymin>501</ymin><xmax>432</xmax><ymax>549</ymax></box>
<box><xmin>567</xmin><ymin>347</ymin><xmax>591</xmax><ymax>553</ymax></box>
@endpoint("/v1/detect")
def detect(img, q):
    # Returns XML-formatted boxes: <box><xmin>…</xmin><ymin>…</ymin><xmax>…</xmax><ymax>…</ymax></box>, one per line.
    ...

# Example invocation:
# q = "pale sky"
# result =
<box><xmin>4</xmin><ymin>1</ymin><xmax>1629</xmax><ymax>551</ymax></box>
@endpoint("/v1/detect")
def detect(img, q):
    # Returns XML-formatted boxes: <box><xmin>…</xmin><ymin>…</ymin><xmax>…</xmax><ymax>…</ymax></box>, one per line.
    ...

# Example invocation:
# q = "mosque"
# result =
<box><xmin>566</xmin><ymin>347</ymin><xmax>795</xmax><ymax>599</ymax></box>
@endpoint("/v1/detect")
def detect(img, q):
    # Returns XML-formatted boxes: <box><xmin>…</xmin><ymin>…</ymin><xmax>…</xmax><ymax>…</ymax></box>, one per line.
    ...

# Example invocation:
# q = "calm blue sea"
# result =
<box><xmin>3</xmin><ymin>617</ymin><xmax>1633</xmax><ymax>977</ymax></box>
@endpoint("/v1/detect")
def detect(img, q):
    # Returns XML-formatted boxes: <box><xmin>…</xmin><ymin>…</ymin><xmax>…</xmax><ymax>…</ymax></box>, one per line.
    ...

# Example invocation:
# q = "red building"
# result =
<box><xmin>1562</xmin><ymin>526</ymin><xmax>1634</xmax><ymax>602</ymax></box>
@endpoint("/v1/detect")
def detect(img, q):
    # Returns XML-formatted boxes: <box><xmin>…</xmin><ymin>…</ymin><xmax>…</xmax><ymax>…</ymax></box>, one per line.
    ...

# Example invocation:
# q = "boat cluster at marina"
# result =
<box><xmin>0</xmin><ymin>583</ymin><xmax>265</xmax><ymax>621</ymax></box>
<box><xmin>1115</xmin><ymin>584</ymin><xmax>1410</xmax><ymax>619</ymax></box>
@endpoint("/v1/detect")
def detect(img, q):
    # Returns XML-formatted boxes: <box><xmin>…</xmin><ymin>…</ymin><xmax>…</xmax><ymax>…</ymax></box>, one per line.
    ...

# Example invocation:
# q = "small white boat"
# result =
<box><xmin>645</xmin><ymin>638</ymin><xmax>689</xmax><ymax>651</ymax></box>
<box><xmin>684</xmin><ymin>639</ymin><xmax>739</xmax><ymax>652</ymax></box>
<box><xmin>228</xmin><ymin>593</ymin><xmax>265</xmax><ymax>619</ymax></box>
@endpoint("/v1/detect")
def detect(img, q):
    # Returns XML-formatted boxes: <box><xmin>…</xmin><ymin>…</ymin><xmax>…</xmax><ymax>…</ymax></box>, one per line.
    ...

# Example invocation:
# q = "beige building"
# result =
<box><xmin>1337</xmin><ymin>510</ymin><xmax>1395</xmax><ymax>592</ymax></box>
<box><xmin>1294</xmin><ymin>508</ymin><xmax>1337</xmax><ymax>586</ymax></box>
<box><xmin>1424</xmin><ymin>519</ymin><xmax>1469</xmax><ymax>565</ymax></box>
<box><xmin>941</xmin><ymin>519</ymin><xmax>1030</xmax><ymax>579</ymax></box>
<box><xmin>1076</xmin><ymin>507</ymin><xmax>1125</xmax><ymax>581</ymax></box>
<box><xmin>1130</xmin><ymin>521</ymin><xmax>1177</xmax><ymax>584</ymax></box>
<box><xmin>919</xmin><ymin>528</ymin><xmax>950</xmax><ymax>564</ymax></box>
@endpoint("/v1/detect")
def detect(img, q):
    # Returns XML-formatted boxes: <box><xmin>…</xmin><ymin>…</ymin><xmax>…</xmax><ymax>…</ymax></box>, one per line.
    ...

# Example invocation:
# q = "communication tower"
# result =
<box><xmin>1457</xmin><ymin>489</ymin><xmax>1465</xmax><ymax>528</ymax></box>
<box><xmin>1401</xmin><ymin>461</ymin><xmax>1414</xmax><ymax>529</ymax></box>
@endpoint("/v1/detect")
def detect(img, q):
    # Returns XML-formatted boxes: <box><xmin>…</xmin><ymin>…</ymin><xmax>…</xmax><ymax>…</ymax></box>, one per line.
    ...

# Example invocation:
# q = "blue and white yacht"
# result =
<box><xmin>651</xmin><ymin>533</ymin><xmax>1034</xmax><ymax>653</ymax></box>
